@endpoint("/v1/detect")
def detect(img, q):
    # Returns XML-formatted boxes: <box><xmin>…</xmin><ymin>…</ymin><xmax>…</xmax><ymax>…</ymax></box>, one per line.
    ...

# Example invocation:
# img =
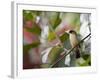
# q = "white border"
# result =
<box><xmin>11</xmin><ymin>1</ymin><xmax>97</xmax><ymax>78</ymax></box>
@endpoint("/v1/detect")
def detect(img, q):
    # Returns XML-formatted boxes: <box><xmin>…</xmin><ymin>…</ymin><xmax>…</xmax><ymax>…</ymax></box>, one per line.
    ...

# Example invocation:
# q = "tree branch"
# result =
<box><xmin>49</xmin><ymin>33</ymin><xmax>91</xmax><ymax>68</ymax></box>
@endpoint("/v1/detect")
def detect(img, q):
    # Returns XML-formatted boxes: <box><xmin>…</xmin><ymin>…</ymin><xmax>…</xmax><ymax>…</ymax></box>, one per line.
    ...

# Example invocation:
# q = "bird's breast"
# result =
<box><xmin>69</xmin><ymin>34</ymin><xmax>78</xmax><ymax>48</ymax></box>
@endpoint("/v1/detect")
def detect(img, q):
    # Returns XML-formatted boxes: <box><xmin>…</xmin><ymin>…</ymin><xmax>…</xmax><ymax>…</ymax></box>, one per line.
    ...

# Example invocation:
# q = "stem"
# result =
<box><xmin>49</xmin><ymin>33</ymin><xmax>91</xmax><ymax>68</ymax></box>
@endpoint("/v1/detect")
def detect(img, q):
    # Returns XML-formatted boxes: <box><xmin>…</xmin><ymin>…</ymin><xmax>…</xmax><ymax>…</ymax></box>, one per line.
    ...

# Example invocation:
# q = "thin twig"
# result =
<box><xmin>49</xmin><ymin>33</ymin><xmax>91</xmax><ymax>68</ymax></box>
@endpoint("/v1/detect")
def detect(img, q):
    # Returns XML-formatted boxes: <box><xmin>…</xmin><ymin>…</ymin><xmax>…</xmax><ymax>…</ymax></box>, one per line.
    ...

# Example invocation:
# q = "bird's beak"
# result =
<box><xmin>65</xmin><ymin>30</ymin><xmax>70</xmax><ymax>34</ymax></box>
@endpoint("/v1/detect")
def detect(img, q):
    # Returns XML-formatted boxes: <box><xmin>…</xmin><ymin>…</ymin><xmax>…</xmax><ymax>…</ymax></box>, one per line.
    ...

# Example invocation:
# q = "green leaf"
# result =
<box><xmin>81</xmin><ymin>56</ymin><xmax>91</xmax><ymax>66</ymax></box>
<box><xmin>48</xmin><ymin>31</ymin><xmax>56</xmax><ymax>41</ymax></box>
<box><xmin>23</xmin><ymin>41</ymin><xmax>40</xmax><ymax>54</ymax></box>
<box><xmin>47</xmin><ymin>46</ymin><xmax>64</xmax><ymax>64</ymax></box>
<box><xmin>76</xmin><ymin>58</ymin><xmax>86</xmax><ymax>66</ymax></box>
<box><xmin>23</xmin><ymin>12</ymin><xmax>33</xmax><ymax>21</ymax></box>
<box><xmin>23</xmin><ymin>10</ymin><xmax>37</xmax><ymax>21</ymax></box>
<box><xmin>25</xmin><ymin>25</ymin><xmax>41</xmax><ymax>35</ymax></box>
<box><xmin>59</xmin><ymin>33</ymin><xmax>69</xmax><ymax>42</ymax></box>
<box><xmin>48</xmin><ymin>12</ymin><xmax>61</xmax><ymax>29</ymax></box>
<box><xmin>53</xmin><ymin>13</ymin><xmax>61</xmax><ymax>29</ymax></box>
<box><xmin>76</xmin><ymin>55</ymin><xmax>91</xmax><ymax>66</ymax></box>
<box><xmin>59</xmin><ymin>33</ymin><xmax>71</xmax><ymax>49</ymax></box>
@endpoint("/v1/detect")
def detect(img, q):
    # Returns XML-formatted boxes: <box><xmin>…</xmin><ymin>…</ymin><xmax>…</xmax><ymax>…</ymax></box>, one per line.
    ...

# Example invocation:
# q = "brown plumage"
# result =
<box><xmin>67</xmin><ymin>30</ymin><xmax>80</xmax><ymax>58</ymax></box>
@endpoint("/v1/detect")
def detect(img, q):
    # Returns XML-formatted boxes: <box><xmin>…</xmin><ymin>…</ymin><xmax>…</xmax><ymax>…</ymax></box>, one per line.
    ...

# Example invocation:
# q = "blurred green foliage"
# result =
<box><xmin>25</xmin><ymin>25</ymin><xmax>41</xmax><ymax>35</ymax></box>
<box><xmin>23</xmin><ymin>41</ymin><xmax>40</xmax><ymax>54</ymax></box>
<box><xmin>48</xmin><ymin>31</ymin><xmax>56</xmax><ymax>41</ymax></box>
<box><xmin>23</xmin><ymin>10</ymin><xmax>91</xmax><ymax>68</ymax></box>
<box><xmin>47</xmin><ymin>46</ymin><xmax>64</xmax><ymax>65</ymax></box>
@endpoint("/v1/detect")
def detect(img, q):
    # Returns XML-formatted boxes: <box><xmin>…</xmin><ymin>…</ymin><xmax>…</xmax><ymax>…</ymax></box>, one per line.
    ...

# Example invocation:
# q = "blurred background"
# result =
<box><xmin>23</xmin><ymin>10</ymin><xmax>91</xmax><ymax>69</ymax></box>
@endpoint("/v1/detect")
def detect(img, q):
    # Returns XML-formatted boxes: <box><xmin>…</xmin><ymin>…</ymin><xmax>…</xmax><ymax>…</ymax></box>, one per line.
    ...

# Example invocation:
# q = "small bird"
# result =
<box><xmin>66</xmin><ymin>30</ymin><xmax>81</xmax><ymax>58</ymax></box>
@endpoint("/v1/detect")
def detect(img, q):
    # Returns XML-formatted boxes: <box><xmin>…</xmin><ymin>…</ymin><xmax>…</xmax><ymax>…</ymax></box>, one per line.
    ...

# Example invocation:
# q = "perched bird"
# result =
<box><xmin>66</xmin><ymin>30</ymin><xmax>81</xmax><ymax>58</ymax></box>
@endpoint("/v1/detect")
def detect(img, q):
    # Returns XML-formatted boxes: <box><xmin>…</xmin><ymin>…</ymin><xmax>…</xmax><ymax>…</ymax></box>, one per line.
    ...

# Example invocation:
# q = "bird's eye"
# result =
<box><xmin>69</xmin><ymin>30</ymin><xmax>73</xmax><ymax>33</ymax></box>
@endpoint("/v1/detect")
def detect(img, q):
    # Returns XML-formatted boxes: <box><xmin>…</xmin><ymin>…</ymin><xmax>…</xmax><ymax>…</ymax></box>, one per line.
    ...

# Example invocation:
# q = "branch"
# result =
<box><xmin>49</xmin><ymin>33</ymin><xmax>91</xmax><ymax>68</ymax></box>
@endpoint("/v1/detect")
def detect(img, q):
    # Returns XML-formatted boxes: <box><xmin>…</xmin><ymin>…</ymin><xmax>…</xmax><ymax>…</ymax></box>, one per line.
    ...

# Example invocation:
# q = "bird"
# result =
<box><xmin>65</xmin><ymin>30</ymin><xmax>81</xmax><ymax>58</ymax></box>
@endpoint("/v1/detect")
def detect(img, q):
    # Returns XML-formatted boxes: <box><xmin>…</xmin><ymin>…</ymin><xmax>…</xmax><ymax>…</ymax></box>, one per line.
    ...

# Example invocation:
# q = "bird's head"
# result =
<box><xmin>65</xmin><ymin>30</ymin><xmax>77</xmax><ymax>35</ymax></box>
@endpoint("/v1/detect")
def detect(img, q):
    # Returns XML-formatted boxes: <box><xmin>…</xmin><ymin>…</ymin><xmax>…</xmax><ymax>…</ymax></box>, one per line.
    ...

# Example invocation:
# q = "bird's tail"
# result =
<box><xmin>75</xmin><ymin>48</ymin><xmax>80</xmax><ymax>58</ymax></box>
